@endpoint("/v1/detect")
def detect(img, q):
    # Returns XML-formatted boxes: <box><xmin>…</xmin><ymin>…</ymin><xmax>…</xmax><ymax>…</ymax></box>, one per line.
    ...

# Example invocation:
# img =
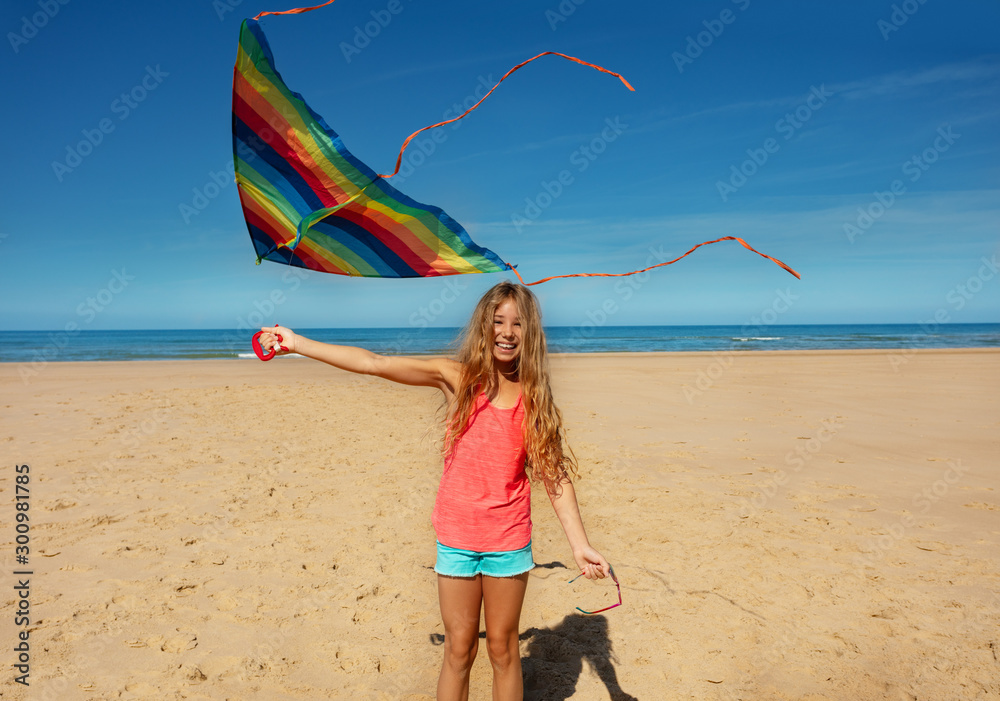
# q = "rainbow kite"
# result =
<box><xmin>233</xmin><ymin>2</ymin><xmax>800</xmax><ymax>284</ymax></box>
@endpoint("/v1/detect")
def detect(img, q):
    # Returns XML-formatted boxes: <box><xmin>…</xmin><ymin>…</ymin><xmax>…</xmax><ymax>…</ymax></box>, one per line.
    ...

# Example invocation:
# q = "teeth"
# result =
<box><xmin>497</xmin><ymin>343</ymin><xmax>515</xmax><ymax>350</ymax></box>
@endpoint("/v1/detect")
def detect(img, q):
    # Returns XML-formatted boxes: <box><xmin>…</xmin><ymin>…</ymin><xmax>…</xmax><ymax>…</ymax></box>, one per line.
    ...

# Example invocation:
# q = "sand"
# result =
<box><xmin>1</xmin><ymin>349</ymin><xmax>998</xmax><ymax>700</ymax></box>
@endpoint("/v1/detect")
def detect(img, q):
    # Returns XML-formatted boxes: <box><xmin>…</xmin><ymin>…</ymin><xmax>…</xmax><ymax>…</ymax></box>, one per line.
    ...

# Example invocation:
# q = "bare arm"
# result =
<box><xmin>258</xmin><ymin>326</ymin><xmax>461</xmax><ymax>396</ymax></box>
<box><xmin>546</xmin><ymin>476</ymin><xmax>610</xmax><ymax>580</ymax></box>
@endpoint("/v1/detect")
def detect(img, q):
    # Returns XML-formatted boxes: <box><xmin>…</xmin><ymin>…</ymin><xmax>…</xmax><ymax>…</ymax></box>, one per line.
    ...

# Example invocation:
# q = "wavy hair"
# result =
<box><xmin>444</xmin><ymin>281</ymin><xmax>577</xmax><ymax>485</ymax></box>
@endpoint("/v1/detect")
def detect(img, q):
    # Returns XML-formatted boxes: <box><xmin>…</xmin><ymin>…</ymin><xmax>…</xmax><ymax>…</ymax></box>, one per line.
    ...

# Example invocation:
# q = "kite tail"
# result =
<box><xmin>243</xmin><ymin>5</ymin><xmax>801</xmax><ymax>285</ymax></box>
<box><xmin>247</xmin><ymin>4</ymin><xmax>634</xmax><ymax>182</ymax></box>
<box><xmin>507</xmin><ymin>237</ymin><xmax>802</xmax><ymax>285</ymax></box>
<box><xmin>253</xmin><ymin>0</ymin><xmax>337</xmax><ymax>20</ymax></box>
<box><xmin>378</xmin><ymin>52</ymin><xmax>634</xmax><ymax>179</ymax></box>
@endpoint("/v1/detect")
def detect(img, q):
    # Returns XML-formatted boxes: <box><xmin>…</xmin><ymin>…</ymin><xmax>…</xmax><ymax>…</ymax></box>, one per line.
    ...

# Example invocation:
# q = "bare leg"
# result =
<box><xmin>437</xmin><ymin>574</ymin><xmax>483</xmax><ymax>701</ymax></box>
<box><xmin>482</xmin><ymin>573</ymin><xmax>529</xmax><ymax>701</ymax></box>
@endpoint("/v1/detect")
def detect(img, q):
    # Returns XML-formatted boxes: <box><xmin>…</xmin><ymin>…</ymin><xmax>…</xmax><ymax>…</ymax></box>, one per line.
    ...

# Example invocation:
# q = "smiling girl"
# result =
<box><xmin>257</xmin><ymin>280</ymin><xmax>609</xmax><ymax>701</ymax></box>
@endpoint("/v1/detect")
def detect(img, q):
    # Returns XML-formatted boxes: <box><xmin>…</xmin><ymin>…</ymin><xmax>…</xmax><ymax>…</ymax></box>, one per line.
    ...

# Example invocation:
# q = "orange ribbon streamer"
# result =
<box><xmin>247</xmin><ymin>4</ymin><xmax>799</xmax><ymax>284</ymax></box>
<box><xmin>251</xmin><ymin>7</ymin><xmax>634</xmax><ymax>183</ymax></box>
<box><xmin>378</xmin><ymin>52</ymin><xmax>634</xmax><ymax>179</ymax></box>
<box><xmin>508</xmin><ymin>236</ymin><xmax>801</xmax><ymax>285</ymax></box>
<box><xmin>253</xmin><ymin>0</ymin><xmax>337</xmax><ymax>20</ymax></box>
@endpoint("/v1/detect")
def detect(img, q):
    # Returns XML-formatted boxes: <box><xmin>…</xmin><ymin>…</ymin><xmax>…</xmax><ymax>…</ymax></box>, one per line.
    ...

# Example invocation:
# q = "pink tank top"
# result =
<box><xmin>432</xmin><ymin>391</ymin><xmax>531</xmax><ymax>552</ymax></box>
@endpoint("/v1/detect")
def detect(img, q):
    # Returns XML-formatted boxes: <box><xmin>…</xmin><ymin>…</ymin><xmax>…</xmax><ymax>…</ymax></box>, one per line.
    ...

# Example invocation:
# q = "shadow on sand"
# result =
<box><xmin>519</xmin><ymin>614</ymin><xmax>638</xmax><ymax>701</ymax></box>
<box><xmin>427</xmin><ymin>564</ymin><xmax>638</xmax><ymax>699</ymax></box>
<box><xmin>430</xmin><ymin>614</ymin><xmax>638</xmax><ymax>700</ymax></box>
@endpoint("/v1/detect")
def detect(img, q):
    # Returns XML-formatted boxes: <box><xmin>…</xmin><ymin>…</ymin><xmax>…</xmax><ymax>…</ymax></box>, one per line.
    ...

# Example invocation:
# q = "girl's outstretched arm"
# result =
<box><xmin>546</xmin><ymin>476</ymin><xmax>610</xmax><ymax>580</ymax></box>
<box><xmin>258</xmin><ymin>326</ymin><xmax>461</xmax><ymax>394</ymax></box>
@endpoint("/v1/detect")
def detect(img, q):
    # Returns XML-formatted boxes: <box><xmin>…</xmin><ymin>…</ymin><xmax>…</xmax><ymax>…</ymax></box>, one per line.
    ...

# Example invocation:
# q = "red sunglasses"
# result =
<box><xmin>568</xmin><ymin>565</ymin><xmax>621</xmax><ymax>614</ymax></box>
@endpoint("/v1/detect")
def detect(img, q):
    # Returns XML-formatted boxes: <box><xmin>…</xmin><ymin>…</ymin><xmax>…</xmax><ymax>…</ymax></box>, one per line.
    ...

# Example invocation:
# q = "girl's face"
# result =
<box><xmin>491</xmin><ymin>297</ymin><xmax>522</xmax><ymax>366</ymax></box>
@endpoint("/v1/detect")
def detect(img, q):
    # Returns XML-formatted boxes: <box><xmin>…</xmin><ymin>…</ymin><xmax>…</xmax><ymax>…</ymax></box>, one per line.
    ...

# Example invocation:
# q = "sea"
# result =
<box><xmin>2</xmin><ymin>324</ymin><xmax>998</xmax><ymax>363</ymax></box>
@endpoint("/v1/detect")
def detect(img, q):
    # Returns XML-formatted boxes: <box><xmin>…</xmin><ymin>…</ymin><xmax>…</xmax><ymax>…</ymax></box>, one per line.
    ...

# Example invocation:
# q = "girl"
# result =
<box><xmin>257</xmin><ymin>280</ymin><xmax>609</xmax><ymax>701</ymax></box>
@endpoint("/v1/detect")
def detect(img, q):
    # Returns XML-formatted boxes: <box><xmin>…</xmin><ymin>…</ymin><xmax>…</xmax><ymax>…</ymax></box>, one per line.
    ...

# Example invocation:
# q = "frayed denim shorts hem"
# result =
<box><xmin>434</xmin><ymin>540</ymin><xmax>535</xmax><ymax>578</ymax></box>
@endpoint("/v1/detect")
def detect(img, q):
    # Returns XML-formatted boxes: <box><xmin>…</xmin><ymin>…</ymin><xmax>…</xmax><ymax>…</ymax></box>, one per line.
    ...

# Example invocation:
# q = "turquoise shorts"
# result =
<box><xmin>435</xmin><ymin>540</ymin><xmax>535</xmax><ymax>578</ymax></box>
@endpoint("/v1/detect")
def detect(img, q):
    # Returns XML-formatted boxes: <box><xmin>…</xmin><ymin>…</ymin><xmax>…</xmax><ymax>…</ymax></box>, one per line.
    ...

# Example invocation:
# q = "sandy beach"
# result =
<box><xmin>1</xmin><ymin>349</ymin><xmax>997</xmax><ymax>700</ymax></box>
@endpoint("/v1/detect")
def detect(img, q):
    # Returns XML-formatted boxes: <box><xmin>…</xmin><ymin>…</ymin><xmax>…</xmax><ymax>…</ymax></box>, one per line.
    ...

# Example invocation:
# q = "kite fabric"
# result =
<box><xmin>232</xmin><ymin>3</ymin><xmax>801</xmax><ymax>283</ymax></box>
<box><xmin>234</xmin><ymin>18</ymin><xmax>510</xmax><ymax>279</ymax></box>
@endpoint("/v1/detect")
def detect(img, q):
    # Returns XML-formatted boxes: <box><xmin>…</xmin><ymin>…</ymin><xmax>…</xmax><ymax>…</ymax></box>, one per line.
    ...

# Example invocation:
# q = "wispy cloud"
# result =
<box><xmin>332</xmin><ymin>29</ymin><xmax>640</xmax><ymax>89</ymax></box>
<box><xmin>394</xmin><ymin>123</ymin><xmax>627</xmax><ymax>173</ymax></box>
<box><xmin>630</xmin><ymin>57</ymin><xmax>1000</xmax><ymax>138</ymax></box>
<box><xmin>472</xmin><ymin>188</ymin><xmax>1000</xmax><ymax>242</ymax></box>
<box><xmin>354</xmin><ymin>46</ymin><xmax>531</xmax><ymax>86</ymax></box>
<box><xmin>830</xmin><ymin>58</ymin><xmax>1000</xmax><ymax>100</ymax></box>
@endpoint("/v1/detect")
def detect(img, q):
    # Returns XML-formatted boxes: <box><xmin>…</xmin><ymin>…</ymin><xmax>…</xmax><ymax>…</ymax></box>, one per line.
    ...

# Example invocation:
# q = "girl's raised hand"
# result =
<box><xmin>258</xmin><ymin>325</ymin><xmax>298</xmax><ymax>355</ymax></box>
<box><xmin>574</xmin><ymin>545</ymin><xmax>611</xmax><ymax>580</ymax></box>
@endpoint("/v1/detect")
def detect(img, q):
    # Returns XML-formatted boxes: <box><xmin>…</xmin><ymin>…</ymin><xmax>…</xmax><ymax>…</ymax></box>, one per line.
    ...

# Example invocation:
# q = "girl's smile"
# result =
<box><xmin>492</xmin><ymin>299</ymin><xmax>522</xmax><ymax>363</ymax></box>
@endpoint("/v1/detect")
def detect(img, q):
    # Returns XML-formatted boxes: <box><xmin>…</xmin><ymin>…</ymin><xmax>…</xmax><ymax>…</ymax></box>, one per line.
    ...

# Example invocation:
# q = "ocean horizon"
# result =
<box><xmin>2</xmin><ymin>323</ymin><xmax>998</xmax><ymax>364</ymax></box>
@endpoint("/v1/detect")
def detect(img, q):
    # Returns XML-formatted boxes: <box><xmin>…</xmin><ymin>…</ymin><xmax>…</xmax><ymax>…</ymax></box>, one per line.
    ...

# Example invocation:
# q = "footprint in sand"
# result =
<box><xmin>181</xmin><ymin>665</ymin><xmax>208</xmax><ymax>683</ymax></box>
<box><xmin>124</xmin><ymin>682</ymin><xmax>159</xmax><ymax>694</ymax></box>
<box><xmin>160</xmin><ymin>632</ymin><xmax>198</xmax><ymax>653</ymax></box>
<box><xmin>111</xmin><ymin>593</ymin><xmax>143</xmax><ymax>611</ymax></box>
<box><xmin>211</xmin><ymin>591</ymin><xmax>241</xmax><ymax>611</ymax></box>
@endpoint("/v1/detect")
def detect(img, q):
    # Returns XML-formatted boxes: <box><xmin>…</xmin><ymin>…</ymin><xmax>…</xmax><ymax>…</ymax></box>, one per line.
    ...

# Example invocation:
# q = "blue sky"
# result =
<box><xmin>1</xmin><ymin>0</ymin><xmax>997</xmax><ymax>330</ymax></box>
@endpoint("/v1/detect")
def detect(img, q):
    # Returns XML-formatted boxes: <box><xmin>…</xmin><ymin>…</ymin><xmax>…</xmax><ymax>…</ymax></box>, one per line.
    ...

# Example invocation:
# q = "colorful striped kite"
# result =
<box><xmin>233</xmin><ymin>2</ymin><xmax>801</xmax><ymax>284</ymax></box>
<box><xmin>234</xmin><ymin>18</ymin><xmax>510</xmax><ymax>279</ymax></box>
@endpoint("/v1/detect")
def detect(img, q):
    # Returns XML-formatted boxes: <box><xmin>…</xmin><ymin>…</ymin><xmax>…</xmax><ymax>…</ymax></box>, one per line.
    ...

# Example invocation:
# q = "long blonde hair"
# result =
<box><xmin>444</xmin><ymin>281</ymin><xmax>577</xmax><ymax>485</ymax></box>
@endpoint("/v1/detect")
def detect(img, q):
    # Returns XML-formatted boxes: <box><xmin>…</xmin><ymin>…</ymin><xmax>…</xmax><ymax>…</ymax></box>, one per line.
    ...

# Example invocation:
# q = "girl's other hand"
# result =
<box><xmin>259</xmin><ymin>325</ymin><xmax>298</xmax><ymax>355</ymax></box>
<box><xmin>574</xmin><ymin>545</ymin><xmax>611</xmax><ymax>580</ymax></box>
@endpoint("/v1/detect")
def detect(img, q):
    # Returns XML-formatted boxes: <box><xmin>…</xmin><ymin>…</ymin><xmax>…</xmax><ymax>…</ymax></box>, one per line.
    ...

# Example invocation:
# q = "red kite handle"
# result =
<box><xmin>252</xmin><ymin>325</ymin><xmax>286</xmax><ymax>361</ymax></box>
<box><xmin>251</xmin><ymin>331</ymin><xmax>275</xmax><ymax>361</ymax></box>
